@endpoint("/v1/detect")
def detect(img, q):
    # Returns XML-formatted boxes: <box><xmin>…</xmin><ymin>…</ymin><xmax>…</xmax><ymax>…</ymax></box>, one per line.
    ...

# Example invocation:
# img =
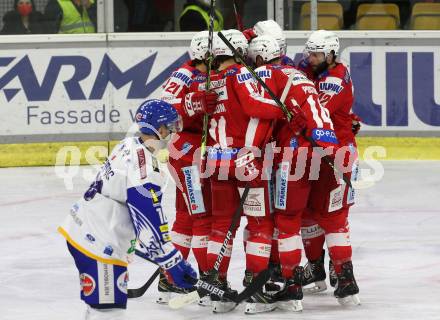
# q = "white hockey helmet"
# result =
<box><xmin>213</xmin><ymin>29</ymin><xmax>248</xmax><ymax>57</ymax></box>
<box><xmin>253</xmin><ymin>20</ymin><xmax>287</xmax><ymax>55</ymax></box>
<box><xmin>248</xmin><ymin>35</ymin><xmax>281</xmax><ymax>64</ymax></box>
<box><xmin>190</xmin><ymin>30</ymin><xmax>209</xmax><ymax>61</ymax></box>
<box><xmin>304</xmin><ymin>30</ymin><xmax>340</xmax><ymax>58</ymax></box>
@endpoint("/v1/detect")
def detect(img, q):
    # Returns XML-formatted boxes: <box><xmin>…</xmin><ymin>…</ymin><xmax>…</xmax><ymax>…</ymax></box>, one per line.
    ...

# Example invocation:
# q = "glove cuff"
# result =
<box><xmin>155</xmin><ymin>245</ymin><xmax>183</xmax><ymax>270</ymax></box>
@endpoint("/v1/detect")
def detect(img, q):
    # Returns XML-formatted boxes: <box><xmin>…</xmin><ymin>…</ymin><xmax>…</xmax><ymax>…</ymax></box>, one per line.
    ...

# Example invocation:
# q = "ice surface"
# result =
<box><xmin>1</xmin><ymin>161</ymin><xmax>439</xmax><ymax>320</ymax></box>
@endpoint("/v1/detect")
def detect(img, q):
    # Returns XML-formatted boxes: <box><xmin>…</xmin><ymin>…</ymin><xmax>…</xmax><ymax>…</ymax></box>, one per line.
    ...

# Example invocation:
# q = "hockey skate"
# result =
<box><xmin>302</xmin><ymin>250</ymin><xmax>327</xmax><ymax>294</ymax></box>
<box><xmin>197</xmin><ymin>271</ymin><xmax>212</xmax><ymax>307</ymax></box>
<box><xmin>274</xmin><ymin>266</ymin><xmax>304</xmax><ymax>312</ymax></box>
<box><xmin>334</xmin><ymin>261</ymin><xmax>360</xmax><ymax>306</ymax></box>
<box><xmin>329</xmin><ymin>260</ymin><xmax>338</xmax><ymax>287</ymax></box>
<box><xmin>243</xmin><ymin>270</ymin><xmax>277</xmax><ymax>314</ymax></box>
<box><xmin>156</xmin><ymin>270</ymin><xmax>189</xmax><ymax>305</ymax></box>
<box><xmin>204</xmin><ymin>271</ymin><xmax>237</xmax><ymax>313</ymax></box>
<box><xmin>264</xmin><ymin>262</ymin><xmax>284</xmax><ymax>295</ymax></box>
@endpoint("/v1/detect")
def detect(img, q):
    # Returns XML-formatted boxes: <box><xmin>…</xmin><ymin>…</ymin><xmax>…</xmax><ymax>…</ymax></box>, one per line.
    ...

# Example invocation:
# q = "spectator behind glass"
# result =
<box><xmin>179</xmin><ymin>0</ymin><xmax>223</xmax><ymax>31</ymax></box>
<box><xmin>1</xmin><ymin>0</ymin><xmax>46</xmax><ymax>34</ymax></box>
<box><xmin>44</xmin><ymin>0</ymin><xmax>96</xmax><ymax>34</ymax></box>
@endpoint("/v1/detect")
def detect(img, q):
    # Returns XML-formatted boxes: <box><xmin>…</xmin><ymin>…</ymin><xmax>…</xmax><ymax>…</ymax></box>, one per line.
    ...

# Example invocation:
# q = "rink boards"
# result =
<box><xmin>0</xmin><ymin>31</ymin><xmax>439</xmax><ymax>166</ymax></box>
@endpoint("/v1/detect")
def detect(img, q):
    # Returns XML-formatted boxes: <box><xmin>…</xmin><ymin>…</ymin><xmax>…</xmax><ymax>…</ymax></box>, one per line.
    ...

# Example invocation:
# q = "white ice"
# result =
<box><xmin>1</xmin><ymin>161</ymin><xmax>439</xmax><ymax>320</ymax></box>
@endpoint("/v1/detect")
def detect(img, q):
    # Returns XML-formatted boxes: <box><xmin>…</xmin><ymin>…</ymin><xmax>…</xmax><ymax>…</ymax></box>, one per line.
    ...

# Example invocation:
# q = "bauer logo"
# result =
<box><xmin>182</xmin><ymin>166</ymin><xmax>205</xmax><ymax>215</ymax></box>
<box><xmin>0</xmin><ymin>51</ymin><xmax>190</xmax><ymax>102</ymax></box>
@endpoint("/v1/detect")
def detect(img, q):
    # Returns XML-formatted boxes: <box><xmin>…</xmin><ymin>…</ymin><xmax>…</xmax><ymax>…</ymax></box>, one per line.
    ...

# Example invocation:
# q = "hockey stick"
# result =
<box><xmin>200</xmin><ymin>0</ymin><xmax>216</xmax><ymax>160</ymax></box>
<box><xmin>217</xmin><ymin>31</ymin><xmax>354</xmax><ymax>189</ymax></box>
<box><xmin>127</xmin><ymin>267</ymin><xmax>160</xmax><ymax>298</ymax></box>
<box><xmin>232</xmin><ymin>0</ymin><xmax>244</xmax><ymax>31</ymax></box>
<box><xmin>131</xmin><ymin>249</ymin><xmax>271</xmax><ymax>307</ymax></box>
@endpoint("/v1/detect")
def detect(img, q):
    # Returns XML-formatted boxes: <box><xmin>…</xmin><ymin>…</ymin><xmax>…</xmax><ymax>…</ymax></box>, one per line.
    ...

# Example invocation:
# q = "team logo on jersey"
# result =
<box><xmin>80</xmin><ymin>273</ymin><xmax>96</xmax><ymax>297</ymax></box>
<box><xmin>117</xmin><ymin>272</ymin><xmax>129</xmax><ymax>294</ymax></box>
<box><xmin>182</xmin><ymin>166</ymin><xmax>205</xmax><ymax>214</ymax></box>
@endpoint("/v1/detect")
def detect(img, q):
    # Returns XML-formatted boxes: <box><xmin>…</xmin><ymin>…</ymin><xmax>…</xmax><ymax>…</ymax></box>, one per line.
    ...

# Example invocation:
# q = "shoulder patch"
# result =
<box><xmin>136</xmin><ymin>148</ymin><xmax>147</xmax><ymax>179</ymax></box>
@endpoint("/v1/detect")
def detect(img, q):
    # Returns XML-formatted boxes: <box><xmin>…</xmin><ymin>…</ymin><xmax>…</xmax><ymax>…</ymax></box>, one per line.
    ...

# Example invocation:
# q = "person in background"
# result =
<box><xmin>44</xmin><ymin>0</ymin><xmax>96</xmax><ymax>34</ymax></box>
<box><xmin>179</xmin><ymin>0</ymin><xmax>223</xmax><ymax>31</ymax></box>
<box><xmin>1</xmin><ymin>0</ymin><xmax>46</xmax><ymax>34</ymax></box>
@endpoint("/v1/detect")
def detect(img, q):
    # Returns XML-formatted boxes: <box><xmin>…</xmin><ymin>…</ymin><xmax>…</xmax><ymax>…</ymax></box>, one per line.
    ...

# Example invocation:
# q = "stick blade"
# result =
<box><xmin>168</xmin><ymin>290</ymin><xmax>200</xmax><ymax>309</ymax></box>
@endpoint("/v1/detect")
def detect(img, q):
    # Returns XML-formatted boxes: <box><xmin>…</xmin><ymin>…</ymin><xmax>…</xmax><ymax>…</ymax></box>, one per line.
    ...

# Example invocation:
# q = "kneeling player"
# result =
<box><xmin>58</xmin><ymin>100</ymin><xmax>197</xmax><ymax>319</ymax></box>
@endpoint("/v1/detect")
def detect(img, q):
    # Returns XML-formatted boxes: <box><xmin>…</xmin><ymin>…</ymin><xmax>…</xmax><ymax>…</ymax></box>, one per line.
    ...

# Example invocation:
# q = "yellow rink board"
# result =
<box><xmin>0</xmin><ymin>137</ymin><xmax>440</xmax><ymax>167</ymax></box>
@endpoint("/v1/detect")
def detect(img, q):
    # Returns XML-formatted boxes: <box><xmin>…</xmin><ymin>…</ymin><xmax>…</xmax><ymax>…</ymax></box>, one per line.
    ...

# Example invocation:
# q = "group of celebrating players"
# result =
<box><xmin>59</xmin><ymin>19</ymin><xmax>362</xmax><ymax>320</ymax></box>
<box><xmin>159</xmin><ymin>20</ymin><xmax>361</xmax><ymax>314</ymax></box>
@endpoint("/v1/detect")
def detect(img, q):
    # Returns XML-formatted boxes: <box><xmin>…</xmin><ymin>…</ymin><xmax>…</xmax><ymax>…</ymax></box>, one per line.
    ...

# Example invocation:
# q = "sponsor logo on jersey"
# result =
<box><xmin>170</xmin><ymin>71</ymin><xmax>193</xmax><ymax>86</ymax></box>
<box><xmin>328</xmin><ymin>185</ymin><xmax>343</xmax><ymax>212</ymax></box>
<box><xmin>319</xmin><ymin>82</ymin><xmax>343</xmax><ymax>94</ymax></box>
<box><xmin>241</xmin><ymin>187</ymin><xmax>265</xmax><ymax>217</ymax></box>
<box><xmin>257</xmin><ymin>69</ymin><xmax>272</xmax><ymax>78</ymax></box>
<box><xmin>136</xmin><ymin>148</ymin><xmax>147</xmax><ymax>179</ymax></box>
<box><xmin>85</xmin><ymin>233</ymin><xmax>95</xmax><ymax>242</ymax></box>
<box><xmin>275</xmin><ymin>162</ymin><xmax>289</xmax><ymax>210</ymax></box>
<box><xmin>80</xmin><ymin>273</ymin><xmax>96</xmax><ymax>297</ymax></box>
<box><xmin>237</xmin><ymin>72</ymin><xmax>252</xmax><ymax>83</ymax></box>
<box><xmin>103</xmin><ymin>245</ymin><xmax>114</xmax><ymax>256</ymax></box>
<box><xmin>213</xmin><ymin>103</ymin><xmax>226</xmax><ymax>114</ymax></box>
<box><xmin>312</xmin><ymin>128</ymin><xmax>339</xmax><ymax>144</ymax></box>
<box><xmin>290</xmin><ymin>137</ymin><xmax>298</xmax><ymax>149</ymax></box>
<box><xmin>127</xmin><ymin>239</ymin><xmax>136</xmax><ymax>254</ymax></box>
<box><xmin>182</xmin><ymin>166</ymin><xmax>205</xmax><ymax>214</ymax></box>
<box><xmin>224</xmin><ymin>67</ymin><xmax>239</xmax><ymax>77</ymax></box>
<box><xmin>70</xmin><ymin>207</ymin><xmax>83</xmax><ymax>226</ymax></box>
<box><xmin>117</xmin><ymin>272</ymin><xmax>129</xmax><ymax>294</ymax></box>
<box><xmin>102</xmin><ymin>159</ymin><xmax>114</xmax><ymax>180</ymax></box>
<box><xmin>181</xmin><ymin>142</ymin><xmax>193</xmax><ymax>155</ymax></box>
<box><xmin>302</xmin><ymin>85</ymin><xmax>317</xmax><ymax>95</ymax></box>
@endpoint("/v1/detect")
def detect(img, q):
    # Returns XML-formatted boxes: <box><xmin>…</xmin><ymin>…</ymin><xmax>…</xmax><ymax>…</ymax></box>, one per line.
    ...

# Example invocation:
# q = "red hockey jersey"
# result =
<box><xmin>160</xmin><ymin>61</ymin><xmax>207</xmax><ymax>162</ymax></box>
<box><xmin>253</xmin><ymin>64</ymin><xmax>338</xmax><ymax>151</ymax></box>
<box><xmin>202</xmin><ymin>64</ymin><xmax>284</xmax><ymax>152</ymax></box>
<box><xmin>297</xmin><ymin>60</ymin><xmax>355</xmax><ymax>146</ymax></box>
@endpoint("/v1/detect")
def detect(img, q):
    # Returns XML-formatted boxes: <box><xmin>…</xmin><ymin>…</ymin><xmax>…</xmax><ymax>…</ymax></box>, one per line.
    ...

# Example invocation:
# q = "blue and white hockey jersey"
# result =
<box><xmin>58</xmin><ymin>137</ymin><xmax>181</xmax><ymax>269</ymax></box>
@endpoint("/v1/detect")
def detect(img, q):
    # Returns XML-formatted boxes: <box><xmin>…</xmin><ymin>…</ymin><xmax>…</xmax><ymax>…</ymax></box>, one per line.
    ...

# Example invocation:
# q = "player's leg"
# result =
<box><xmin>67</xmin><ymin>242</ymin><xmax>128</xmax><ymax>319</ymax></box>
<box><xmin>272</xmin><ymin>160</ymin><xmax>311</xmax><ymax>312</ymax></box>
<box><xmin>207</xmin><ymin>177</ymin><xmax>240</xmax><ymax>313</ymax></box>
<box><xmin>301</xmin><ymin>208</ymin><xmax>327</xmax><ymax>293</ymax></box>
<box><xmin>240</xmin><ymin>183</ymin><xmax>277</xmax><ymax>314</ymax></box>
<box><xmin>309</xmin><ymin>161</ymin><xmax>360</xmax><ymax>305</ymax></box>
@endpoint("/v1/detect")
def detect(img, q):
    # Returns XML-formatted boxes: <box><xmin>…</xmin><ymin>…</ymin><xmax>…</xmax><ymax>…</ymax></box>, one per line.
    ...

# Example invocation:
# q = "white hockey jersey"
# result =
<box><xmin>58</xmin><ymin>137</ymin><xmax>182</xmax><ymax>269</ymax></box>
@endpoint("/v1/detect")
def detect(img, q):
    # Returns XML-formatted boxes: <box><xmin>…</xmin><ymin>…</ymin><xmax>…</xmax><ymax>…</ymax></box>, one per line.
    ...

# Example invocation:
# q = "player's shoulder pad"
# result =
<box><xmin>169</xmin><ymin>66</ymin><xmax>194</xmax><ymax>87</ymax></box>
<box><xmin>253</xmin><ymin>65</ymin><xmax>273</xmax><ymax>80</ymax></box>
<box><xmin>282</xmin><ymin>67</ymin><xmax>314</xmax><ymax>86</ymax></box>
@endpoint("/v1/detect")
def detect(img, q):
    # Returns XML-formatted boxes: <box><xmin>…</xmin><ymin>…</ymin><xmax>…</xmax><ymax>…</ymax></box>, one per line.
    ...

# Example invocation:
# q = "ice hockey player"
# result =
<box><xmin>182</xmin><ymin>29</ymin><xmax>287</xmax><ymax>314</ymax></box>
<box><xmin>158</xmin><ymin>30</ymin><xmax>217</xmax><ymax>306</ymax></box>
<box><xmin>58</xmin><ymin>99</ymin><xmax>197</xmax><ymax>320</ymax></box>
<box><xmin>297</xmin><ymin>30</ymin><xmax>361</xmax><ymax>305</ymax></box>
<box><xmin>243</xmin><ymin>19</ymin><xmax>294</xmax><ymax>67</ymax></box>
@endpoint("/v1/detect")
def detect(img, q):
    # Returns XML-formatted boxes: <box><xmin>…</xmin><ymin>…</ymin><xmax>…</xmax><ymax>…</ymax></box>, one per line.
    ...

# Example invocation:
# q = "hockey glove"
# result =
<box><xmin>287</xmin><ymin>105</ymin><xmax>307</xmax><ymax>136</ymax></box>
<box><xmin>350</xmin><ymin>113</ymin><xmax>362</xmax><ymax>135</ymax></box>
<box><xmin>184</xmin><ymin>91</ymin><xmax>218</xmax><ymax>117</ymax></box>
<box><xmin>164</xmin><ymin>259</ymin><xmax>197</xmax><ymax>290</ymax></box>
